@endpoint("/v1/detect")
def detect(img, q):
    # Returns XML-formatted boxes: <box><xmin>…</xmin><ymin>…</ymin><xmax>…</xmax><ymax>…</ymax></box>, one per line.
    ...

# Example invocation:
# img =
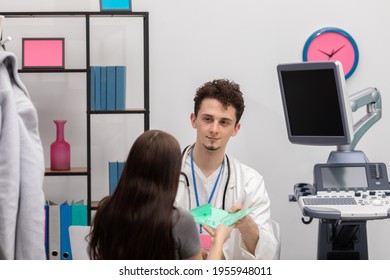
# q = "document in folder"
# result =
<box><xmin>190</xmin><ymin>204</ymin><xmax>258</xmax><ymax>229</ymax></box>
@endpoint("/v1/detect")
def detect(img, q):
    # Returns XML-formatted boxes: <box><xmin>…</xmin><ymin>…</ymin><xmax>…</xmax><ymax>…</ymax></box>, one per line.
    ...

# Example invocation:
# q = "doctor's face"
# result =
<box><xmin>191</xmin><ymin>98</ymin><xmax>240</xmax><ymax>152</ymax></box>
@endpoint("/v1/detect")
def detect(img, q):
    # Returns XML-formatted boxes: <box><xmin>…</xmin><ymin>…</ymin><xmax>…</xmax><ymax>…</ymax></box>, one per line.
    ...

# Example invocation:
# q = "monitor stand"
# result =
<box><xmin>317</xmin><ymin>149</ymin><xmax>369</xmax><ymax>260</ymax></box>
<box><xmin>327</xmin><ymin>150</ymin><xmax>369</xmax><ymax>164</ymax></box>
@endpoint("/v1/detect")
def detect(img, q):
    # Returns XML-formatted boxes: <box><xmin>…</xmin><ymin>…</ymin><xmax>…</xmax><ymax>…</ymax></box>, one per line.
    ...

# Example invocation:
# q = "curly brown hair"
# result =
<box><xmin>194</xmin><ymin>79</ymin><xmax>245</xmax><ymax>124</ymax></box>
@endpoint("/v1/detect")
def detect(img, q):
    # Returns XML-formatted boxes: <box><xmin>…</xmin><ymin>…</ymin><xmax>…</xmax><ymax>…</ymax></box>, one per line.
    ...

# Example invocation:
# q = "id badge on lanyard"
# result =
<box><xmin>200</xmin><ymin>234</ymin><xmax>212</xmax><ymax>250</ymax></box>
<box><xmin>190</xmin><ymin>148</ymin><xmax>224</xmax><ymax>250</ymax></box>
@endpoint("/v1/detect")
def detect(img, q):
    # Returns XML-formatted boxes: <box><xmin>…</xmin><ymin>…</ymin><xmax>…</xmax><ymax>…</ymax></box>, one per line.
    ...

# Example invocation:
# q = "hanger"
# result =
<box><xmin>0</xmin><ymin>15</ymin><xmax>11</xmax><ymax>49</ymax></box>
<box><xmin>1</xmin><ymin>36</ymin><xmax>11</xmax><ymax>46</ymax></box>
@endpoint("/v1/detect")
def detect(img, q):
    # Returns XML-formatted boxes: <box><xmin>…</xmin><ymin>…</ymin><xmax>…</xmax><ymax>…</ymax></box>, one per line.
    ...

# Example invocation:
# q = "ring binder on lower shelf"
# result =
<box><xmin>47</xmin><ymin>201</ymin><xmax>60</xmax><ymax>260</ymax></box>
<box><xmin>60</xmin><ymin>202</ymin><xmax>72</xmax><ymax>260</ymax></box>
<box><xmin>45</xmin><ymin>200</ymin><xmax>88</xmax><ymax>260</ymax></box>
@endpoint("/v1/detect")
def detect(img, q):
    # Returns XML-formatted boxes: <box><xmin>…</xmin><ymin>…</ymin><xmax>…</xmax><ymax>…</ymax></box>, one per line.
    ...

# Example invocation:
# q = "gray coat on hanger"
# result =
<box><xmin>0</xmin><ymin>49</ymin><xmax>45</xmax><ymax>260</ymax></box>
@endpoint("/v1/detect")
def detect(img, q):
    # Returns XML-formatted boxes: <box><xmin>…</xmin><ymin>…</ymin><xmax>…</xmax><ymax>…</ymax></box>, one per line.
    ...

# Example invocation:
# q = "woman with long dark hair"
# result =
<box><xmin>89</xmin><ymin>130</ymin><xmax>232</xmax><ymax>259</ymax></box>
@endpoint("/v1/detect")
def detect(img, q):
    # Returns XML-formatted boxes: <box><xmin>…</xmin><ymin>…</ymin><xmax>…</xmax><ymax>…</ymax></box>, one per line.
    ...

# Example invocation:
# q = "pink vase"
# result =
<box><xmin>50</xmin><ymin>120</ymin><xmax>71</xmax><ymax>171</ymax></box>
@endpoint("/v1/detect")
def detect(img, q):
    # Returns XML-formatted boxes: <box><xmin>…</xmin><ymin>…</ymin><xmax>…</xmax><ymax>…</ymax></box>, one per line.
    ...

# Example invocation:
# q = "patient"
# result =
<box><xmin>89</xmin><ymin>130</ymin><xmax>233</xmax><ymax>259</ymax></box>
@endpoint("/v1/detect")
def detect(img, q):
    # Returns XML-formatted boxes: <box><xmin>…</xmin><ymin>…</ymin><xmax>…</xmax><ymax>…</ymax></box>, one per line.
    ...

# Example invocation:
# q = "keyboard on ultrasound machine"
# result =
<box><xmin>298</xmin><ymin>162</ymin><xmax>390</xmax><ymax>220</ymax></box>
<box><xmin>298</xmin><ymin>190</ymin><xmax>390</xmax><ymax>220</ymax></box>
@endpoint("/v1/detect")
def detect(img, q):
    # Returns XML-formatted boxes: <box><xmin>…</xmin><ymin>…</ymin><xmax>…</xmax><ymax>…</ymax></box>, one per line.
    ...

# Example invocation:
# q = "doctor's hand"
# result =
<box><xmin>229</xmin><ymin>205</ymin><xmax>259</xmax><ymax>255</ymax></box>
<box><xmin>228</xmin><ymin>205</ymin><xmax>255</xmax><ymax>230</ymax></box>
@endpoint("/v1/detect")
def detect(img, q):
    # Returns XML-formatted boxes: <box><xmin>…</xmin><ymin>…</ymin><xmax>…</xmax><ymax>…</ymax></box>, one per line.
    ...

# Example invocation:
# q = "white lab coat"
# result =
<box><xmin>175</xmin><ymin>147</ymin><xmax>277</xmax><ymax>260</ymax></box>
<box><xmin>0</xmin><ymin>49</ymin><xmax>46</xmax><ymax>259</ymax></box>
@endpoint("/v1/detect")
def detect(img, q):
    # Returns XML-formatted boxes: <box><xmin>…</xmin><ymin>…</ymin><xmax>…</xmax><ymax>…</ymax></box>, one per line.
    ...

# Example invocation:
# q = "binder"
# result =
<box><xmin>117</xmin><ymin>161</ymin><xmax>125</xmax><ymax>181</ymax></box>
<box><xmin>71</xmin><ymin>200</ymin><xmax>87</xmax><ymax>226</ymax></box>
<box><xmin>106</xmin><ymin>66</ymin><xmax>116</xmax><ymax>110</ymax></box>
<box><xmin>115</xmin><ymin>66</ymin><xmax>126</xmax><ymax>110</ymax></box>
<box><xmin>90</xmin><ymin>66</ymin><xmax>95</xmax><ymax>111</ymax></box>
<box><xmin>95</xmin><ymin>66</ymin><xmax>101</xmax><ymax>110</ymax></box>
<box><xmin>109</xmin><ymin>161</ymin><xmax>118</xmax><ymax>195</ymax></box>
<box><xmin>60</xmin><ymin>202</ymin><xmax>72</xmax><ymax>260</ymax></box>
<box><xmin>44</xmin><ymin>203</ymin><xmax>49</xmax><ymax>259</ymax></box>
<box><xmin>48</xmin><ymin>201</ymin><xmax>60</xmax><ymax>260</ymax></box>
<box><xmin>100</xmin><ymin>66</ymin><xmax>107</xmax><ymax>110</ymax></box>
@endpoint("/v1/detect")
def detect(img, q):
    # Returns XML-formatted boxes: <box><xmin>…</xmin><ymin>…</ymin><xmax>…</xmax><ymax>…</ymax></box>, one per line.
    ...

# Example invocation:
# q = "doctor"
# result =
<box><xmin>175</xmin><ymin>79</ymin><xmax>277</xmax><ymax>260</ymax></box>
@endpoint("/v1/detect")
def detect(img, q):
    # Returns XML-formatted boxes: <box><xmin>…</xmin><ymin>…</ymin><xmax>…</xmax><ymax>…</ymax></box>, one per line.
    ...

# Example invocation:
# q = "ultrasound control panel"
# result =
<box><xmin>314</xmin><ymin>162</ymin><xmax>389</xmax><ymax>192</ymax></box>
<box><xmin>298</xmin><ymin>162</ymin><xmax>390</xmax><ymax>220</ymax></box>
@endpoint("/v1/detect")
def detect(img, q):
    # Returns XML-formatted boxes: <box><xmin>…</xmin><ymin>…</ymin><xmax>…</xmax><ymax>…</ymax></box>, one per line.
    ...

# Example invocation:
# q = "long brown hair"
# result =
<box><xmin>89</xmin><ymin>130</ymin><xmax>182</xmax><ymax>259</ymax></box>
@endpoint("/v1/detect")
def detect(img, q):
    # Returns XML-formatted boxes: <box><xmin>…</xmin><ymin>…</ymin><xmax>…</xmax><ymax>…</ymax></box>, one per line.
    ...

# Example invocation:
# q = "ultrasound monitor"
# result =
<box><xmin>277</xmin><ymin>61</ymin><xmax>354</xmax><ymax>146</ymax></box>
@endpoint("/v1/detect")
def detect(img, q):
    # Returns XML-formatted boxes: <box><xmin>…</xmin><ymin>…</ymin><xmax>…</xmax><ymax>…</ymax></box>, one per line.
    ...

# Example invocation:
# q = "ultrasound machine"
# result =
<box><xmin>277</xmin><ymin>61</ymin><xmax>389</xmax><ymax>259</ymax></box>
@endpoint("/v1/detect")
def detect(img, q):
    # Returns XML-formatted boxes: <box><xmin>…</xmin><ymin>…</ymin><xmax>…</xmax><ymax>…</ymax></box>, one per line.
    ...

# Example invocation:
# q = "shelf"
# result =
<box><xmin>0</xmin><ymin>11</ymin><xmax>148</xmax><ymax>18</ymax></box>
<box><xmin>90</xmin><ymin>108</ymin><xmax>147</xmax><ymax>114</ymax></box>
<box><xmin>45</xmin><ymin>167</ymin><xmax>88</xmax><ymax>176</ymax></box>
<box><xmin>19</xmin><ymin>69</ymin><xmax>87</xmax><ymax>73</ymax></box>
<box><xmin>91</xmin><ymin>201</ymin><xmax>100</xmax><ymax>210</ymax></box>
<box><xmin>4</xmin><ymin>11</ymin><xmax>150</xmax><ymax>226</ymax></box>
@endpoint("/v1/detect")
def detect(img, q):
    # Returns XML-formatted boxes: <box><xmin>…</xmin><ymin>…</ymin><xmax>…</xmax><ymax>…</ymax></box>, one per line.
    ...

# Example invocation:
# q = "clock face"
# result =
<box><xmin>303</xmin><ymin>28</ymin><xmax>359</xmax><ymax>79</ymax></box>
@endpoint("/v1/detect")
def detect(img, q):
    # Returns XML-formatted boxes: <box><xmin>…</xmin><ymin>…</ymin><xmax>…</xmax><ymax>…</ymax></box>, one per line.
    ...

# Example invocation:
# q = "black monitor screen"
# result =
<box><xmin>281</xmin><ymin>69</ymin><xmax>344</xmax><ymax>136</ymax></box>
<box><xmin>277</xmin><ymin>62</ymin><xmax>352</xmax><ymax>145</ymax></box>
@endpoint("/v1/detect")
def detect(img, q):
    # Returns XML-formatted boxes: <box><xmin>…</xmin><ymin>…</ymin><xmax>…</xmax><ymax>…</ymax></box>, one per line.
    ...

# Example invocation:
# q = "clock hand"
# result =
<box><xmin>329</xmin><ymin>44</ymin><xmax>346</xmax><ymax>57</ymax></box>
<box><xmin>317</xmin><ymin>49</ymin><xmax>332</xmax><ymax>57</ymax></box>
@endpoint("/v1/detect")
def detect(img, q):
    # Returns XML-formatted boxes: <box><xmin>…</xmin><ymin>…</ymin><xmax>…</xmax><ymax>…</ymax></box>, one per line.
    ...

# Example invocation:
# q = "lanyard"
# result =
<box><xmin>190</xmin><ymin>148</ymin><xmax>224</xmax><ymax>233</ymax></box>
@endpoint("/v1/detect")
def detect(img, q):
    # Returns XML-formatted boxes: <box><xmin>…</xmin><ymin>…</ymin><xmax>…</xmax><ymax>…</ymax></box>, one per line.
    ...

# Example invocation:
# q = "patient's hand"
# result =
<box><xmin>202</xmin><ymin>224</ymin><xmax>215</xmax><ymax>237</ymax></box>
<box><xmin>205</xmin><ymin>224</ymin><xmax>234</xmax><ymax>260</ymax></box>
<box><xmin>213</xmin><ymin>224</ymin><xmax>234</xmax><ymax>244</ymax></box>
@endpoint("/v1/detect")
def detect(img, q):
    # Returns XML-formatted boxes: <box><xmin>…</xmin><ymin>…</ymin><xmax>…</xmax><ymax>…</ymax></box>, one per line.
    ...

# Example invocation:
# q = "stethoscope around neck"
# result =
<box><xmin>180</xmin><ymin>145</ymin><xmax>231</xmax><ymax>210</ymax></box>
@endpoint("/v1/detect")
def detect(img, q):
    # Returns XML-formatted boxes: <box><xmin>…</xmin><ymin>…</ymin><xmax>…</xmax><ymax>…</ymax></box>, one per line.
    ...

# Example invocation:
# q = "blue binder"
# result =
<box><xmin>44</xmin><ymin>203</ymin><xmax>49</xmax><ymax>259</ymax></box>
<box><xmin>60</xmin><ymin>202</ymin><xmax>72</xmax><ymax>260</ymax></box>
<box><xmin>109</xmin><ymin>161</ymin><xmax>118</xmax><ymax>195</ymax></box>
<box><xmin>100</xmin><ymin>66</ymin><xmax>107</xmax><ymax>110</ymax></box>
<box><xmin>95</xmin><ymin>66</ymin><xmax>101</xmax><ymax>110</ymax></box>
<box><xmin>106</xmin><ymin>66</ymin><xmax>116</xmax><ymax>110</ymax></box>
<box><xmin>115</xmin><ymin>66</ymin><xmax>126</xmax><ymax>110</ymax></box>
<box><xmin>117</xmin><ymin>161</ymin><xmax>125</xmax><ymax>181</ymax></box>
<box><xmin>90</xmin><ymin>66</ymin><xmax>95</xmax><ymax>111</ymax></box>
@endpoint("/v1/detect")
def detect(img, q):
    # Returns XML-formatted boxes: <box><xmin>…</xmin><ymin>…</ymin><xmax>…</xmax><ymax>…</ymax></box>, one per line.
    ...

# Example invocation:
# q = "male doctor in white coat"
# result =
<box><xmin>175</xmin><ymin>79</ymin><xmax>277</xmax><ymax>260</ymax></box>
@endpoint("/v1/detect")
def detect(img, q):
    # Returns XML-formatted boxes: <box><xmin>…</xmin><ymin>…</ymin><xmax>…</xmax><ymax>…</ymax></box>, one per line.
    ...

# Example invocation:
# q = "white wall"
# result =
<box><xmin>2</xmin><ymin>0</ymin><xmax>390</xmax><ymax>259</ymax></box>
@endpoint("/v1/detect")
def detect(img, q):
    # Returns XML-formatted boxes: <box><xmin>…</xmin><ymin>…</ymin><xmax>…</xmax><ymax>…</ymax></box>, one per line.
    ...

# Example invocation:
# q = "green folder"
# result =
<box><xmin>190</xmin><ymin>204</ymin><xmax>259</xmax><ymax>229</ymax></box>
